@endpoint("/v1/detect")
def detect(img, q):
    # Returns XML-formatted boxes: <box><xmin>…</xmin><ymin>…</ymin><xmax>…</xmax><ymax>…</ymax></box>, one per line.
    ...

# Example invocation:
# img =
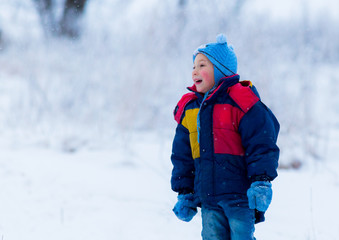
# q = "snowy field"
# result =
<box><xmin>1</xmin><ymin>0</ymin><xmax>339</xmax><ymax>239</ymax></box>
<box><xmin>1</xmin><ymin>129</ymin><xmax>339</xmax><ymax>240</ymax></box>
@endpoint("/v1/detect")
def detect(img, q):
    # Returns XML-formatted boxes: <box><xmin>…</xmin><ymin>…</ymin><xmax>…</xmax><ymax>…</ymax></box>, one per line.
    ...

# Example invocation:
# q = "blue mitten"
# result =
<box><xmin>173</xmin><ymin>194</ymin><xmax>198</xmax><ymax>222</ymax></box>
<box><xmin>247</xmin><ymin>181</ymin><xmax>272</xmax><ymax>212</ymax></box>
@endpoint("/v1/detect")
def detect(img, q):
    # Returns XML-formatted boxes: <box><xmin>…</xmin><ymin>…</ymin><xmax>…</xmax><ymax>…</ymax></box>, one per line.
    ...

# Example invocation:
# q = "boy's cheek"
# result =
<box><xmin>200</xmin><ymin>70</ymin><xmax>213</xmax><ymax>82</ymax></box>
<box><xmin>200</xmin><ymin>70</ymin><xmax>209</xmax><ymax>79</ymax></box>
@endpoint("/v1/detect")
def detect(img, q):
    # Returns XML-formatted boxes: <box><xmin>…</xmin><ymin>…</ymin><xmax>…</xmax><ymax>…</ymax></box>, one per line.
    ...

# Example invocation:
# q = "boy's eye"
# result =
<box><xmin>200</xmin><ymin>64</ymin><xmax>205</xmax><ymax>67</ymax></box>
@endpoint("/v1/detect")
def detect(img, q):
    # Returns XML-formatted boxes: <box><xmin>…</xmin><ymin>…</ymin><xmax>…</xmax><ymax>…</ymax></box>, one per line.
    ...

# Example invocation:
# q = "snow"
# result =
<box><xmin>0</xmin><ymin>135</ymin><xmax>199</xmax><ymax>240</ymax></box>
<box><xmin>257</xmin><ymin>165</ymin><xmax>339</xmax><ymax>239</ymax></box>
<box><xmin>1</xmin><ymin>0</ymin><xmax>339</xmax><ymax>239</ymax></box>
<box><xmin>1</xmin><ymin>133</ymin><xmax>339</xmax><ymax>240</ymax></box>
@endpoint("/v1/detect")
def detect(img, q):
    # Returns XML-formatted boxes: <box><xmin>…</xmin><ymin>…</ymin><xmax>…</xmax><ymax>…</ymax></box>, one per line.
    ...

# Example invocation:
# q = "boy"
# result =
<box><xmin>171</xmin><ymin>34</ymin><xmax>280</xmax><ymax>240</ymax></box>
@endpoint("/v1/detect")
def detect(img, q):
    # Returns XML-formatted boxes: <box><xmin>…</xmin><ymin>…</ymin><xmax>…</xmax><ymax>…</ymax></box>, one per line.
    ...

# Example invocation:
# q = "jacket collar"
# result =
<box><xmin>187</xmin><ymin>74</ymin><xmax>240</xmax><ymax>101</ymax></box>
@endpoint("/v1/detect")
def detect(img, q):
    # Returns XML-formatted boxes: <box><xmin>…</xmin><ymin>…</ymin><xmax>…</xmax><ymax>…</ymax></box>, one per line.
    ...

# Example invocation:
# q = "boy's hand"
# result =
<box><xmin>173</xmin><ymin>193</ymin><xmax>197</xmax><ymax>222</ymax></box>
<box><xmin>247</xmin><ymin>181</ymin><xmax>272</xmax><ymax>212</ymax></box>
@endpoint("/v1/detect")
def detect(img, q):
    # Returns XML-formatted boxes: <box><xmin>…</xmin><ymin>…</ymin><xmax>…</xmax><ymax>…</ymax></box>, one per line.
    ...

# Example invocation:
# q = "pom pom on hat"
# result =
<box><xmin>193</xmin><ymin>33</ymin><xmax>237</xmax><ymax>83</ymax></box>
<box><xmin>216</xmin><ymin>33</ymin><xmax>227</xmax><ymax>44</ymax></box>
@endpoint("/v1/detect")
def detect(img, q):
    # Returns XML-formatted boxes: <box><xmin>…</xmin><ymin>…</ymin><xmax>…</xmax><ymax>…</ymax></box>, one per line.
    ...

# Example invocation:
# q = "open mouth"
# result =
<box><xmin>195</xmin><ymin>79</ymin><xmax>203</xmax><ymax>84</ymax></box>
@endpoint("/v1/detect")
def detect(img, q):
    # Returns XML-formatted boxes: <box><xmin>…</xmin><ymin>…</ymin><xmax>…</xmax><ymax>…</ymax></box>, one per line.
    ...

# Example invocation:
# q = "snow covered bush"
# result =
<box><xmin>0</xmin><ymin>0</ymin><xmax>338</xmax><ymax>166</ymax></box>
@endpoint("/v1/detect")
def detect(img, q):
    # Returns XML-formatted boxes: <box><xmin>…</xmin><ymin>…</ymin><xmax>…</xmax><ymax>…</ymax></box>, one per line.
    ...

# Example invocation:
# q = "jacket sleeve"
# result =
<box><xmin>238</xmin><ymin>101</ymin><xmax>280</xmax><ymax>182</ymax></box>
<box><xmin>171</xmin><ymin>123</ymin><xmax>195</xmax><ymax>194</ymax></box>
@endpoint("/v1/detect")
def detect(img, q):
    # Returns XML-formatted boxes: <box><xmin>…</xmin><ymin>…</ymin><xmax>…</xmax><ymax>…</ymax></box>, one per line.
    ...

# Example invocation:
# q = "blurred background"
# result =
<box><xmin>1</xmin><ymin>0</ymin><xmax>339</xmax><ymax>166</ymax></box>
<box><xmin>1</xmin><ymin>1</ymin><xmax>339</xmax><ymax>239</ymax></box>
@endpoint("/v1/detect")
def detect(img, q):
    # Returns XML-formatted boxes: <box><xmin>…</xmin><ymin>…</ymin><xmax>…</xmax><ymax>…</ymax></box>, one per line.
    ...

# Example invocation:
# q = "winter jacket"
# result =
<box><xmin>171</xmin><ymin>75</ymin><xmax>280</xmax><ymax>209</ymax></box>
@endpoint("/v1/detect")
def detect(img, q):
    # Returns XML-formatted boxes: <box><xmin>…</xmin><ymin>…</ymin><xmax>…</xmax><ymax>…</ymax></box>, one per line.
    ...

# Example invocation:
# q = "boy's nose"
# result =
<box><xmin>192</xmin><ymin>69</ymin><xmax>198</xmax><ymax>78</ymax></box>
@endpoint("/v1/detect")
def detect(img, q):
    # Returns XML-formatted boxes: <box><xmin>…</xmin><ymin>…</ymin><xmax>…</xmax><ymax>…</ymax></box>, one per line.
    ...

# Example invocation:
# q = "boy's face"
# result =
<box><xmin>192</xmin><ymin>54</ymin><xmax>215</xmax><ymax>94</ymax></box>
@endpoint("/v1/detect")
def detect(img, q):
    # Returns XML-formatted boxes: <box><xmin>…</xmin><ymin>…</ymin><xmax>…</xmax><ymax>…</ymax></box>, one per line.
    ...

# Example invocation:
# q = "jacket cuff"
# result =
<box><xmin>250</xmin><ymin>175</ymin><xmax>272</xmax><ymax>183</ymax></box>
<box><xmin>178</xmin><ymin>189</ymin><xmax>194</xmax><ymax>195</ymax></box>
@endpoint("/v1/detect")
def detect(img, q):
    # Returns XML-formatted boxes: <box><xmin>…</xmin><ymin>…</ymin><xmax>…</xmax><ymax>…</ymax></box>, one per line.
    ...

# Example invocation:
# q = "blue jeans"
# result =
<box><xmin>201</xmin><ymin>199</ymin><xmax>256</xmax><ymax>240</ymax></box>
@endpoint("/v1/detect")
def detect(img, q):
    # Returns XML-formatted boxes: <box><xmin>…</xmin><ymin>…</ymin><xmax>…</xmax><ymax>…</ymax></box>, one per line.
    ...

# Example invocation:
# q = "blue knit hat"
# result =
<box><xmin>193</xmin><ymin>34</ymin><xmax>237</xmax><ymax>84</ymax></box>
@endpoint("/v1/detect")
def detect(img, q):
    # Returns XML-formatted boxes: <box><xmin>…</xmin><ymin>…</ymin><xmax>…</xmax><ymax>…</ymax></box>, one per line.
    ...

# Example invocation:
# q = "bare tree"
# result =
<box><xmin>33</xmin><ymin>0</ymin><xmax>88</xmax><ymax>39</ymax></box>
<box><xmin>178</xmin><ymin>0</ymin><xmax>187</xmax><ymax>7</ymax></box>
<box><xmin>59</xmin><ymin>0</ymin><xmax>88</xmax><ymax>38</ymax></box>
<box><xmin>0</xmin><ymin>28</ymin><xmax>3</xmax><ymax>49</ymax></box>
<box><xmin>33</xmin><ymin>0</ymin><xmax>57</xmax><ymax>37</ymax></box>
<box><xmin>233</xmin><ymin>0</ymin><xmax>247</xmax><ymax>14</ymax></box>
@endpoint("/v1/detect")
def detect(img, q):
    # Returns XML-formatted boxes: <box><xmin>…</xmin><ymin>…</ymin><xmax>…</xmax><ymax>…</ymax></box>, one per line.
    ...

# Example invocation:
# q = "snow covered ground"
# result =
<box><xmin>1</xmin><ymin>0</ymin><xmax>339</xmax><ymax>239</ymax></box>
<box><xmin>1</xmin><ymin>129</ymin><xmax>339</xmax><ymax>240</ymax></box>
